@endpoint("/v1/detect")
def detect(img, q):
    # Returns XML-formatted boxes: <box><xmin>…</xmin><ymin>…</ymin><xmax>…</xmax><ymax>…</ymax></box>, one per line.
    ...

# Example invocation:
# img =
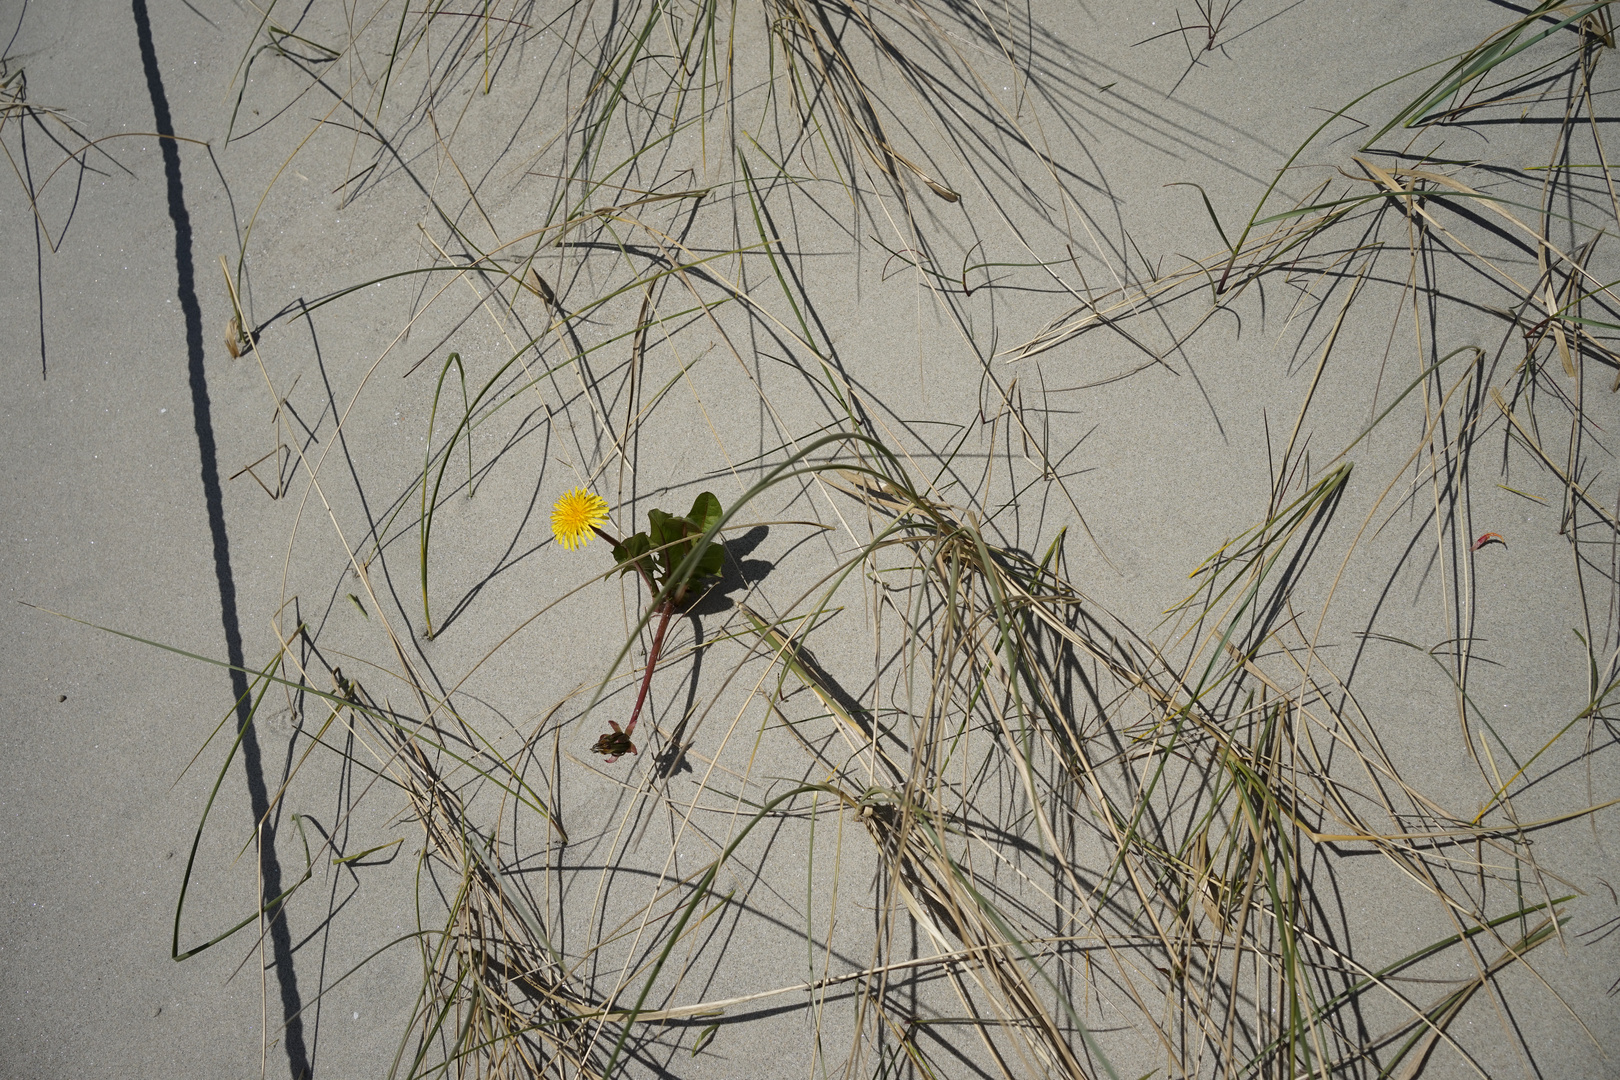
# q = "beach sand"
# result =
<box><xmin>3</xmin><ymin>2</ymin><xmax>1618</xmax><ymax>1076</ymax></box>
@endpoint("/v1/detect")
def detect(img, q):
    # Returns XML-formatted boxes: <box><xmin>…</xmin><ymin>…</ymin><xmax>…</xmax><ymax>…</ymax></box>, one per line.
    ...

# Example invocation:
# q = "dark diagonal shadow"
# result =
<box><xmin>131</xmin><ymin>3</ymin><xmax>310</xmax><ymax>1076</ymax></box>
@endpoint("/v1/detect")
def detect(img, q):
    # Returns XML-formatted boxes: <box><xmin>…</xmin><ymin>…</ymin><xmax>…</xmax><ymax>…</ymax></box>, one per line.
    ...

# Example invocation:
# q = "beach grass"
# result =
<box><xmin>62</xmin><ymin>1</ymin><xmax>1620</xmax><ymax>1076</ymax></box>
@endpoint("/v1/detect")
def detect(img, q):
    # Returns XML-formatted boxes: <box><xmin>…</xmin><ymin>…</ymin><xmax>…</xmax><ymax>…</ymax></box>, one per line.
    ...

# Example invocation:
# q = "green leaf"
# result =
<box><xmin>688</xmin><ymin>490</ymin><xmax>722</xmax><ymax>533</ymax></box>
<box><xmin>672</xmin><ymin>492</ymin><xmax>726</xmax><ymax>586</ymax></box>
<box><xmin>612</xmin><ymin>532</ymin><xmax>653</xmax><ymax>577</ymax></box>
<box><xmin>696</xmin><ymin>541</ymin><xmax>725</xmax><ymax>579</ymax></box>
<box><xmin>647</xmin><ymin>508</ymin><xmax>679</xmax><ymax>545</ymax></box>
<box><xmin>647</xmin><ymin>508</ymin><xmax>689</xmax><ymax>575</ymax></box>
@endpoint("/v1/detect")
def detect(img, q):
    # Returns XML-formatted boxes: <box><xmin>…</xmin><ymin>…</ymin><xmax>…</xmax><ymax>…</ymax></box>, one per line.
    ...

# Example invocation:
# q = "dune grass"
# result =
<box><xmin>63</xmin><ymin>1</ymin><xmax>1620</xmax><ymax>1076</ymax></box>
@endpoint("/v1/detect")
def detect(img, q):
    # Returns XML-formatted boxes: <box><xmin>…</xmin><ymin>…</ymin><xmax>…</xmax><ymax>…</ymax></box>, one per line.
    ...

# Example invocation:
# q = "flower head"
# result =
<box><xmin>592</xmin><ymin>720</ymin><xmax>637</xmax><ymax>763</ymax></box>
<box><xmin>551</xmin><ymin>487</ymin><xmax>610</xmax><ymax>550</ymax></box>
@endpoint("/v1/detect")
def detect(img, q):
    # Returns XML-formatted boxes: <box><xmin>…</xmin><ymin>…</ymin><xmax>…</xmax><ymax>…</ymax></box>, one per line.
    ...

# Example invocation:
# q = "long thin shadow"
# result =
<box><xmin>131</xmin><ymin>3</ymin><xmax>310</xmax><ymax>1076</ymax></box>
<box><xmin>17</xmin><ymin>106</ymin><xmax>45</xmax><ymax>379</ymax></box>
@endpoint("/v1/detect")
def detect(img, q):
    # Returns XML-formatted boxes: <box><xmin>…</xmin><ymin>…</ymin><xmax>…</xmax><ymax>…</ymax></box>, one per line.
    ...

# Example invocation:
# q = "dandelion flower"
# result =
<box><xmin>551</xmin><ymin>487</ymin><xmax>609</xmax><ymax>550</ymax></box>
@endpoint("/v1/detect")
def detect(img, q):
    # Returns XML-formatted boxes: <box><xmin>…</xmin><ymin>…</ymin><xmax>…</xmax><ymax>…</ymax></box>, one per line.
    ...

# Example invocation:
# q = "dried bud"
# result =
<box><xmin>592</xmin><ymin>721</ymin><xmax>636</xmax><ymax>763</ymax></box>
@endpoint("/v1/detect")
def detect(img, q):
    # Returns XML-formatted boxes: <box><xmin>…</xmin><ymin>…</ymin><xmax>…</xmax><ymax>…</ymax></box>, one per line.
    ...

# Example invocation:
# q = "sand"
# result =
<box><xmin>3</xmin><ymin>1</ymin><xmax>1618</xmax><ymax>1076</ymax></box>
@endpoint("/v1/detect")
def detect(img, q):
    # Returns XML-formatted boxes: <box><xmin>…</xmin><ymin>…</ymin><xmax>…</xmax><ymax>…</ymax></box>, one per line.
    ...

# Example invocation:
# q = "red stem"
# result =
<box><xmin>590</xmin><ymin>522</ymin><xmax>677</xmax><ymax>738</ymax></box>
<box><xmin>625</xmin><ymin>600</ymin><xmax>675</xmax><ymax>738</ymax></box>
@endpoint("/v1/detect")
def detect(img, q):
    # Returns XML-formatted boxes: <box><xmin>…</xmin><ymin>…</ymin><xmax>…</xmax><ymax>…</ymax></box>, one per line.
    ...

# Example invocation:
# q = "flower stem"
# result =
<box><xmin>625</xmin><ymin>599</ymin><xmax>675</xmax><ymax>738</ymax></box>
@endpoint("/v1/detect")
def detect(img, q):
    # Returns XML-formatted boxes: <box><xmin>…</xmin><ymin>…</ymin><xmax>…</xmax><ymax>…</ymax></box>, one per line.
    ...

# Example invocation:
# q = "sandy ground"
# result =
<box><xmin>3</xmin><ymin>1</ymin><xmax>1619</xmax><ymax>1077</ymax></box>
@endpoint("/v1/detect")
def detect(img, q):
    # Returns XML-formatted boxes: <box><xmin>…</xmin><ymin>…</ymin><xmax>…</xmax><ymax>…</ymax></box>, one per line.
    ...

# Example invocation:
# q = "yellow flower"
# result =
<box><xmin>551</xmin><ymin>487</ymin><xmax>609</xmax><ymax>550</ymax></box>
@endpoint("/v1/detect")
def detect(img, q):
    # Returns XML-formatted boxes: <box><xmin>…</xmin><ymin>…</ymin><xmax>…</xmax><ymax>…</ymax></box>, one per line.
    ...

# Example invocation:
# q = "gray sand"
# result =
<box><xmin>3</xmin><ymin>2</ymin><xmax>1618</xmax><ymax>1077</ymax></box>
